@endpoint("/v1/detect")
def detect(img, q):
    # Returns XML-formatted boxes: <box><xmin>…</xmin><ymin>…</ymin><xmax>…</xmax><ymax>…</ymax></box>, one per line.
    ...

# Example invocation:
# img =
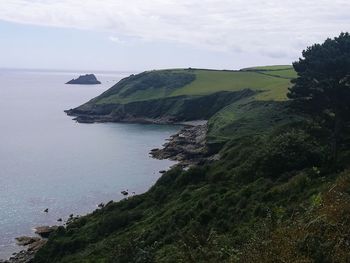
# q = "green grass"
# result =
<box><xmin>242</xmin><ymin>65</ymin><xmax>293</xmax><ymax>71</ymax></box>
<box><xmin>171</xmin><ymin>69</ymin><xmax>292</xmax><ymax>101</ymax></box>
<box><xmin>240</xmin><ymin>65</ymin><xmax>297</xmax><ymax>80</ymax></box>
<box><xmin>97</xmin><ymin>86</ymin><xmax>168</xmax><ymax>104</ymax></box>
<box><xmin>91</xmin><ymin>66</ymin><xmax>296</xmax><ymax>105</ymax></box>
<box><xmin>95</xmin><ymin>69</ymin><xmax>193</xmax><ymax>104</ymax></box>
<box><xmin>207</xmin><ymin>99</ymin><xmax>304</xmax><ymax>143</ymax></box>
<box><xmin>259</xmin><ymin>69</ymin><xmax>297</xmax><ymax>79</ymax></box>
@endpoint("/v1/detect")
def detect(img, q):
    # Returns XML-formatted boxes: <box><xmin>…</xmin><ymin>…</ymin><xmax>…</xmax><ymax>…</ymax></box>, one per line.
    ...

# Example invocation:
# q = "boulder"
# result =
<box><xmin>28</xmin><ymin>239</ymin><xmax>47</xmax><ymax>252</ymax></box>
<box><xmin>34</xmin><ymin>226</ymin><xmax>58</xmax><ymax>238</ymax></box>
<box><xmin>15</xmin><ymin>236</ymin><xmax>40</xmax><ymax>246</ymax></box>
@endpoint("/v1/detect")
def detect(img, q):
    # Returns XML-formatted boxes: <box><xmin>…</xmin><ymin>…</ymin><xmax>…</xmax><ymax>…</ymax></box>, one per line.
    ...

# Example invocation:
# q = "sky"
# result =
<box><xmin>0</xmin><ymin>0</ymin><xmax>349</xmax><ymax>71</ymax></box>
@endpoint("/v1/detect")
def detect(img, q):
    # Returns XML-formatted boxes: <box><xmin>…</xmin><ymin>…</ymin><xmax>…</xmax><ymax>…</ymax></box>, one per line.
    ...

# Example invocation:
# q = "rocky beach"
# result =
<box><xmin>150</xmin><ymin>121</ymin><xmax>219</xmax><ymax>167</ymax></box>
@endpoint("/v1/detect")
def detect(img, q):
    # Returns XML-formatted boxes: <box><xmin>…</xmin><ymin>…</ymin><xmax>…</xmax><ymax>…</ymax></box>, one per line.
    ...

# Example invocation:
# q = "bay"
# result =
<box><xmin>0</xmin><ymin>69</ymin><xmax>179</xmax><ymax>259</ymax></box>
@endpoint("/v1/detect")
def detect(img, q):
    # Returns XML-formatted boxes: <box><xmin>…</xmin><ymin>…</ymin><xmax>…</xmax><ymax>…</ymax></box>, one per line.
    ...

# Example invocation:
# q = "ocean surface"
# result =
<box><xmin>0</xmin><ymin>69</ymin><xmax>180</xmax><ymax>259</ymax></box>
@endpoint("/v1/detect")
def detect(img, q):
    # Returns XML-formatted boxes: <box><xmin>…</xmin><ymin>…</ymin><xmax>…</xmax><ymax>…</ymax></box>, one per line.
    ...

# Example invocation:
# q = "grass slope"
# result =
<box><xmin>171</xmin><ymin>68</ymin><xmax>293</xmax><ymax>101</ymax></box>
<box><xmin>207</xmin><ymin>100</ymin><xmax>304</xmax><ymax>143</ymax></box>
<box><xmin>90</xmin><ymin>66</ymin><xmax>295</xmax><ymax>105</ymax></box>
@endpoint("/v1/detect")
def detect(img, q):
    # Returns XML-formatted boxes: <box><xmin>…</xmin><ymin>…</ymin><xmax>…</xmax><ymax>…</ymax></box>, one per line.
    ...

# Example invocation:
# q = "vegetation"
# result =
<box><xmin>171</xmin><ymin>67</ymin><xmax>294</xmax><ymax>101</ymax></box>
<box><xmin>35</xmin><ymin>33</ymin><xmax>350</xmax><ymax>262</ymax></box>
<box><xmin>70</xmin><ymin>66</ymin><xmax>296</xmax><ymax>142</ymax></box>
<box><xmin>94</xmin><ymin>71</ymin><xmax>196</xmax><ymax>104</ymax></box>
<box><xmin>79</xmin><ymin>65</ymin><xmax>295</xmax><ymax>107</ymax></box>
<box><xmin>288</xmin><ymin>32</ymin><xmax>350</xmax><ymax>165</ymax></box>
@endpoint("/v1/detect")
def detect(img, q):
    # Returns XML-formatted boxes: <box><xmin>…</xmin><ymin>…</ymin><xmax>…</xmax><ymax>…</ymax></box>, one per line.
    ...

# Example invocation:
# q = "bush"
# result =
<box><xmin>258</xmin><ymin>130</ymin><xmax>324</xmax><ymax>177</ymax></box>
<box><xmin>175</xmin><ymin>166</ymin><xmax>208</xmax><ymax>186</ymax></box>
<box><xmin>96</xmin><ymin>211</ymin><xmax>143</xmax><ymax>236</ymax></box>
<box><xmin>236</xmin><ymin>130</ymin><xmax>326</xmax><ymax>181</ymax></box>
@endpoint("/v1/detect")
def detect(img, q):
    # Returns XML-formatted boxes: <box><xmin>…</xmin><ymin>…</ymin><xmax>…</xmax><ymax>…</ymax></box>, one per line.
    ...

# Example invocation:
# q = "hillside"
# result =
<box><xmin>33</xmin><ymin>61</ymin><xmax>350</xmax><ymax>262</ymax></box>
<box><xmin>70</xmin><ymin>66</ymin><xmax>295</xmax><ymax>105</ymax></box>
<box><xmin>66</xmin><ymin>66</ymin><xmax>296</xmax><ymax>143</ymax></box>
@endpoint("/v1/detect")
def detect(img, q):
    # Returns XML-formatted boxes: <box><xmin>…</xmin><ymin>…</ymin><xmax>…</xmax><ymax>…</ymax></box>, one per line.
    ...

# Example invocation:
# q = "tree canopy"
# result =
<box><xmin>288</xmin><ymin>32</ymin><xmax>350</xmax><ymax>164</ymax></box>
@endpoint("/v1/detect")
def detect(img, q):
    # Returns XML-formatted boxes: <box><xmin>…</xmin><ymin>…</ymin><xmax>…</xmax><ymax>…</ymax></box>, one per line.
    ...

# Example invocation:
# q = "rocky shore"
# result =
<box><xmin>65</xmin><ymin>109</ymin><xmax>181</xmax><ymax>124</ymax></box>
<box><xmin>1</xmin><ymin>237</ymin><xmax>46</xmax><ymax>263</ymax></box>
<box><xmin>0</xmin><ymin>226</ymin><xmax>59</xmax><ymax>263</ymax></box>
<box><xmin>150</xmin><ymin>121</ymin><xmax>218</xmax><ymax>167</ymax></box>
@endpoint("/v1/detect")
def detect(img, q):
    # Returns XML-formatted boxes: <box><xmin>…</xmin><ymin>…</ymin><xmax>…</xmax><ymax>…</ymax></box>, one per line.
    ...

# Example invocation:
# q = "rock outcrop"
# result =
<box><xmin>15</xmin><ymin>237</ymin><xmax>40</xmax><ymax>247</ymax></box>
<box><xmin>66</xmin><ymin>74</ymin><xmax>101</xmax><ymax>85</ymax></box>
<box><xmin>150</xmin><ymin>122</ymin><xmax>213</xmax><ymax>167</ymax></box>
<box><xmin>1</xmin><ymin>236</ymin><xmax>47</xmax><ymax>263</ymax></box>
<box><xmin>34</xmin><ymin>226</ymin><xmax>58</xmax><ymax>238</ymax></box>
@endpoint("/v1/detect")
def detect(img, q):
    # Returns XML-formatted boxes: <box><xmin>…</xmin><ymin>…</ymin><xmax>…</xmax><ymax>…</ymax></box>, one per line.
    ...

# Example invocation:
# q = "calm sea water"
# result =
<box><xmin>0</xmin><ymin>69</ymin><xmax>179</xmax><ymax>259</ymax></box>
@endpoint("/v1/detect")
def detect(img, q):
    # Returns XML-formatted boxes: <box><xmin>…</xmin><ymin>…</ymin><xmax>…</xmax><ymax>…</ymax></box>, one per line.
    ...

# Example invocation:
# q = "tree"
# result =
<box><xmin>288</xmin><ymin>32</ymin><xmax>350</xmax><ymax>165</ymax></box>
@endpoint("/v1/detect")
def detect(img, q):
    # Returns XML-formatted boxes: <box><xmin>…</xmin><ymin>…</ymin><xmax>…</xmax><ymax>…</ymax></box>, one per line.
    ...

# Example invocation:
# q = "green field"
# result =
<box><xmin>242</xmin><ymin>65</ymin><xmax>293</xmax><ymax>71</ymax></box>
<box><xmin>171</xmin><ymin>68</ymin><xmax>293</xmax><ymax>101</ymax></box>
<box><xmin>94</xmin><ymin>66</ymin><xmax>296</xmax><ymax>105</ymax></box>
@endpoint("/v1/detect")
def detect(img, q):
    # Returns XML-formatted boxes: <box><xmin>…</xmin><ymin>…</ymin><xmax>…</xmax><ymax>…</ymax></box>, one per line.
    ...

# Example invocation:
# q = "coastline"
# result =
<box><xmin>65</xmin><ymin>106</ymin><xmax>212</xmax><ymax>166</ymax></box>
<box><xmin>150</xmin><ymin>122</ymin><xmax>212</xmax><ymax>167</ymax></box>
<box><xmin>65</xmin><ymin>109</ymin><xmax>183</xmax><ymax>125</ymax></box>
<box><xmin>1</xmin><ymin>238</ymin><xmax>46</xmax><ymax>263</ymax></box>
<box><xmin>66</xmin><ymin>109</ymin><xmax>212</xmax><ymax>167</ymax></box>
<box><xmin>2</xmin><ymin>118</ymin><xmax>210</xmax><ymax>263</ymax></box>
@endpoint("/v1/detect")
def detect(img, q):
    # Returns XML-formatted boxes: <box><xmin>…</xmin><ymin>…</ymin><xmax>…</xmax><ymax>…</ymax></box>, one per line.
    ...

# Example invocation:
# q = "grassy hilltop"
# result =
<box><xmin>35</xmin><ymin>63</ymin><xmax>350</xmax><ymax>262</ymax></box>
<box><xmin>86</xmin><ymin>65</ymin><xmax>295</xmax><ymax>104</ymax></box>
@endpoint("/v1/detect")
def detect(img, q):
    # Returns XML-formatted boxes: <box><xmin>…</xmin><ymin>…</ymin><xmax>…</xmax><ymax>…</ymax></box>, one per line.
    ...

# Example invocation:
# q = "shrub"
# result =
<box><xmin>258</xmin><ymin>130</ymin><xmax>325</xmax><ymax>178</ymax></box>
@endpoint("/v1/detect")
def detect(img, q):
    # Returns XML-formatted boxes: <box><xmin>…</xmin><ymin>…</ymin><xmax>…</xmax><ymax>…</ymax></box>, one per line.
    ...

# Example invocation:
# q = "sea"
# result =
<box><xmin>0</xmin><ymin>69</ymin><xmax>180</xmax><ymax>259</ymax></box>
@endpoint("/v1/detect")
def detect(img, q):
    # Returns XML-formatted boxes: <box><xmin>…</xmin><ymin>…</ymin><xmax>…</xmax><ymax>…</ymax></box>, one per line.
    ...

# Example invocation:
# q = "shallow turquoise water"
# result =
<box><xmin>0</xmin><ymin>70</ymin><xmax>179</xmax><ymax>259</ymax></box>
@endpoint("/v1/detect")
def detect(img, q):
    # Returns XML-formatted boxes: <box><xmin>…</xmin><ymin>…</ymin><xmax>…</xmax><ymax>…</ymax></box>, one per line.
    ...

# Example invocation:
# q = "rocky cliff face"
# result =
<box><xmin>66</xmin><ymin>74</ymin><xmax>101</xmax><ymax>85</ymax></box>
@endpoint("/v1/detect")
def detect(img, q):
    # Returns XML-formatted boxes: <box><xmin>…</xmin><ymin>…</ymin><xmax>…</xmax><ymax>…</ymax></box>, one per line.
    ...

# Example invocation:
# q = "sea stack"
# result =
<box><xmin>66</xmin><ymin>74</ymin><xmax>101</xmax><ymax>85</ymax></box>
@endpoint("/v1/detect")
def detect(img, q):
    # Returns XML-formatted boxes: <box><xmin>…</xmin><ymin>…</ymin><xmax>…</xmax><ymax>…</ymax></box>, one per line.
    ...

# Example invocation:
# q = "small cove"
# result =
<box><xmin>0</xmin><ymin>69</ymin><xmax>180</xmax><ymax>259</ymax></box>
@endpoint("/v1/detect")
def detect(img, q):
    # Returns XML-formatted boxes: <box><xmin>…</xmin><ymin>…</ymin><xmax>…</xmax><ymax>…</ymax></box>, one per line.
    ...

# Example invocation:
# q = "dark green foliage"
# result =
<box><xmin>288</xmin><ymin>32</ymin><xmax>350</xmax><ymax>115</ymax></box>
<box><xmin>226</xmin><ymin>128</ymin><xmax>326</xmax><ymax>183</ymax></box>
<box><xmin>95</xmin><ymin>211</ymin><xmax>143</xmax><ymax>236</ymax></box>
<box><xmin>288</xmin><ymin>32</ymin><xmax>350</xmax><ymax>165</ymax></box>
<box><xmin>175</xmin><ymin>166</ymin><xmax>208</xmax><ymax>186</ymax></box>
<box><xmin>34</xmin><ymin>116</ymin><xmax>338</xmax><ymax>262</ymax></box>
<box><xmin>255</xmin><ymin>130</ymin><xmax>325</xmax><ymax>178</ymax></box>
<box><xmin>239</xmin><ymin>172</ymin><xmax>350</xmax><ymax>263</ymax></box>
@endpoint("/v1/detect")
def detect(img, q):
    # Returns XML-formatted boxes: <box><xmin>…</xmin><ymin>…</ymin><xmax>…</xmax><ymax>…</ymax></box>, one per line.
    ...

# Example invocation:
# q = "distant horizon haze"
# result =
<box><xmin>0</xmin><ymin>64</ymin><xmax>293</xmax><ymax>73</ymax></box>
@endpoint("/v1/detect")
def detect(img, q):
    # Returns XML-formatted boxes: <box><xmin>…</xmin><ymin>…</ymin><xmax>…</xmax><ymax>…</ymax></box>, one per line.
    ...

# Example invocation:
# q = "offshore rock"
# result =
<box><xmin>66</xmin><ymin>74</ymin><xmax>101</xmax><ymax>85</ymax></box>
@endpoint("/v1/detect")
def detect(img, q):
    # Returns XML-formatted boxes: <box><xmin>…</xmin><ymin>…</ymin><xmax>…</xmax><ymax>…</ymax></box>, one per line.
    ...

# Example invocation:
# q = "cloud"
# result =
<box><xmin>109</xmin><ymin>36</ymin><xmax>125</xmax><ymax>44</ymax></box>
<box><xmin>0</xmin><ymin>0</ymin><xmax>349</xmax><ymax>60</ymax></box>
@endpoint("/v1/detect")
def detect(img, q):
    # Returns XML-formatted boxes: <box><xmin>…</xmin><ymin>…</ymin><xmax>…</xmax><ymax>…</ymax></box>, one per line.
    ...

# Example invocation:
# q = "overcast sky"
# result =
<box><xmin>0</xmin><ymin>0</ymin><xmax>349</xmax><ymax>71</ymax></box>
